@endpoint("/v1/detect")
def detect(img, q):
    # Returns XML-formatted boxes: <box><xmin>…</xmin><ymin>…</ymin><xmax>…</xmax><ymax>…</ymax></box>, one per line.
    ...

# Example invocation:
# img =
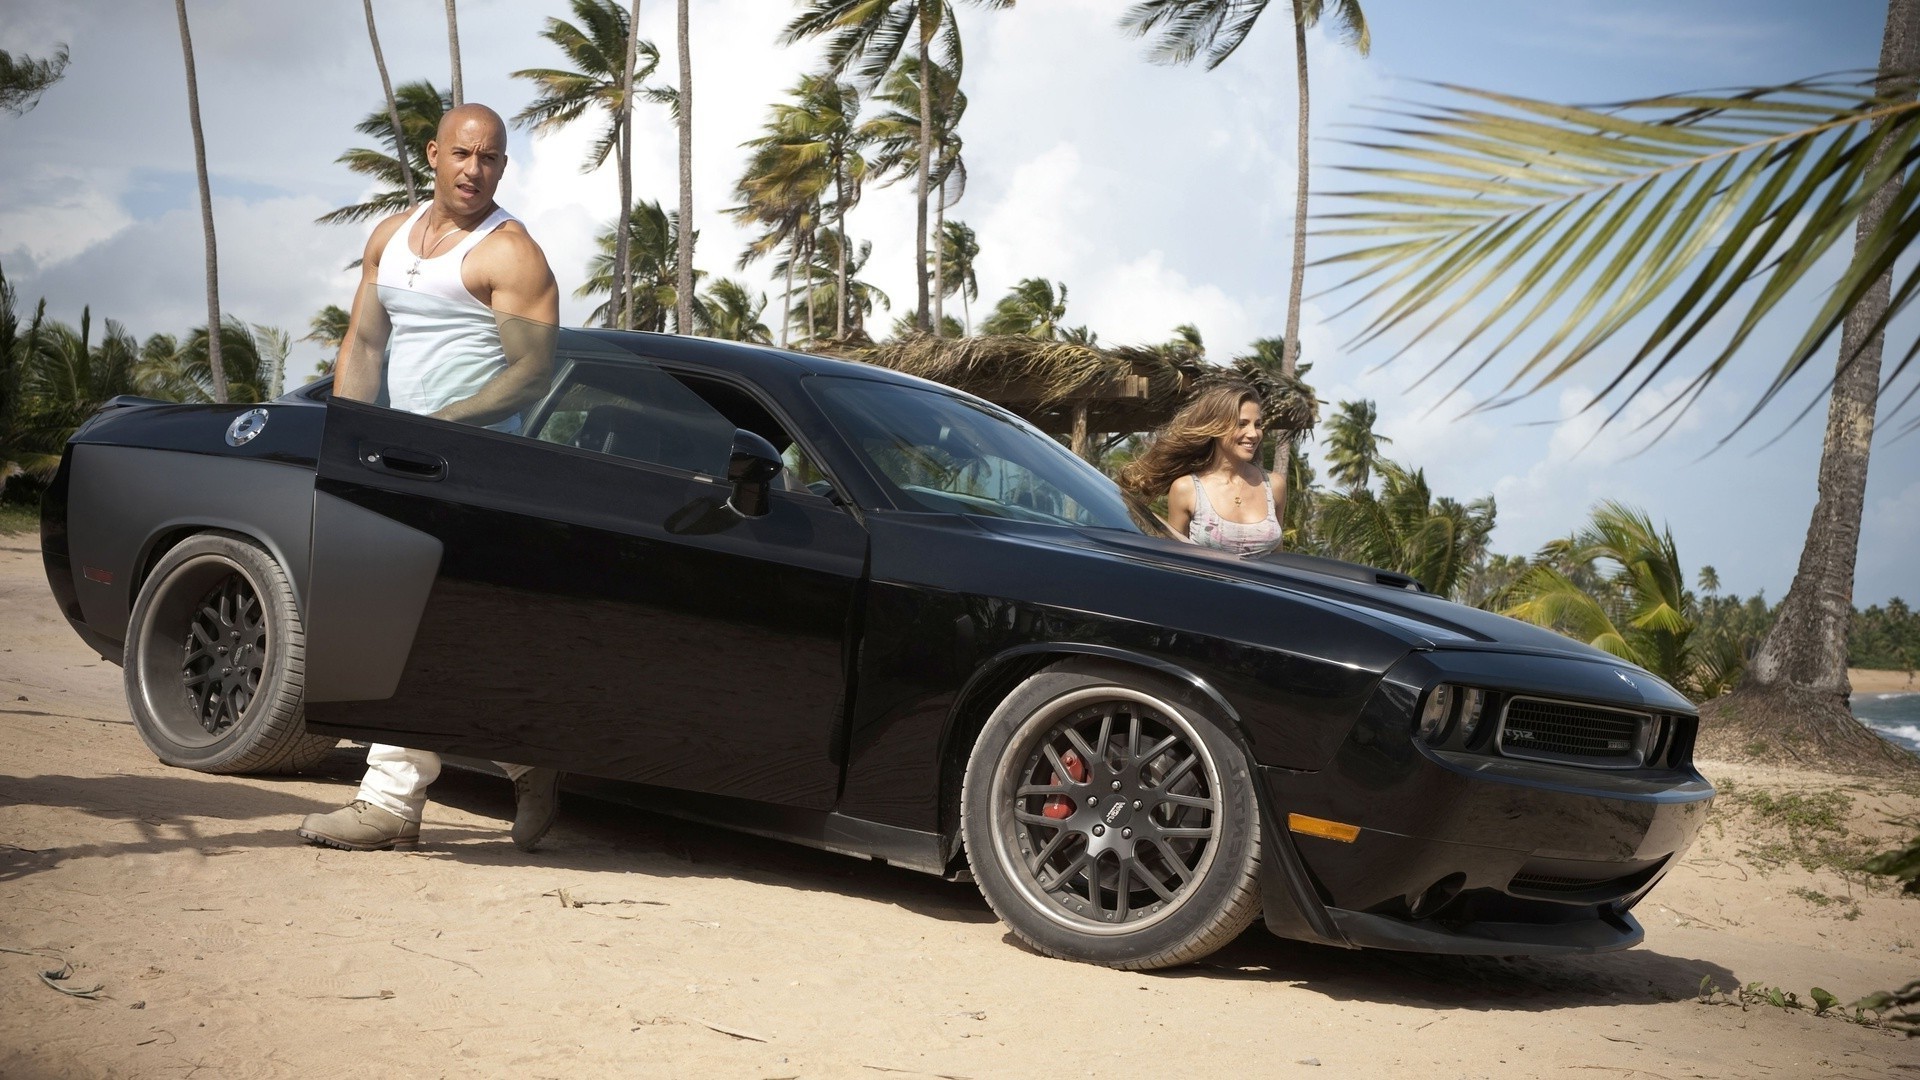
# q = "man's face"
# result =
<box><xmin>427</xmin><ymin>116</ymin><xmax>507</xmax><ymax>217</ymax></box>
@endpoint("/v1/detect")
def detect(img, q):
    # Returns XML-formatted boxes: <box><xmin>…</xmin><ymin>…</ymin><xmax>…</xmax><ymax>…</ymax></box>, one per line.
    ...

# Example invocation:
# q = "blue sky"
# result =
<box><xmin>0</xmin><ymin>0</ymin><xmax>1913</xmax><ymax>606</ymax></box>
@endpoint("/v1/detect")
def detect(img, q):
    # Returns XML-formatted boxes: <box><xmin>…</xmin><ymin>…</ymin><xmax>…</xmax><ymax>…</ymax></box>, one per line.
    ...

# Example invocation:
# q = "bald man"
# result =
<box><xmin>298</xmin><ymin>103</ymin><xmax>565</xmax><ymax>854</ymax></box>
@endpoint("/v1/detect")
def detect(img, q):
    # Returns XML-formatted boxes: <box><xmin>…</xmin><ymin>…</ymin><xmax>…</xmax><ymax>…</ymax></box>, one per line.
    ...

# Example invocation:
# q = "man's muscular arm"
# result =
<box><xmin>332</xmin><ymin>214</ymin><xmax>408</xmax><ymax>404</ymax></box>
<box><xmin>429</xmin><ymin>223</ymin><xmax>561</xmax><ymax>427</ymax></box>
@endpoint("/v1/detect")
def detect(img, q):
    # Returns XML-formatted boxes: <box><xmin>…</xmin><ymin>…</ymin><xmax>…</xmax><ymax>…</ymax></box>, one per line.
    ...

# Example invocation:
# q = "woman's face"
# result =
<box><xmin>1216</xmin><ymin>400</ymin><xmax>1263</xmax><ymax>464</ymax></box>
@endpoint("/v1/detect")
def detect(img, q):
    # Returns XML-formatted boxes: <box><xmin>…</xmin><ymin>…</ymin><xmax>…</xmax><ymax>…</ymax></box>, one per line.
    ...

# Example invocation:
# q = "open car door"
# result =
<box><xmin>301</xmin><ymin>290</ymin><xmax>865</xmax><ymax>811</ymax></box>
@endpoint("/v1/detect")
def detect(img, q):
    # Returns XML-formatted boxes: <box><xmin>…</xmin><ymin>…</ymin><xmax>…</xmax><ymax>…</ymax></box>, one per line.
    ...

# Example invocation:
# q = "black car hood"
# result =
<box><xmin>974</xmin><ymin>518</ymin><xmax>1653</xmax><ymax>671</ymax></box>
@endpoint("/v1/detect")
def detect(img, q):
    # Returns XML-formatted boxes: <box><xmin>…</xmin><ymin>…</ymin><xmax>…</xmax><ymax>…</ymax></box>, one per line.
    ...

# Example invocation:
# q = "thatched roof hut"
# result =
<box><xmin>829</xmin><ymin>334</ymin><xmax>1317</xmax><ymax>461</ymax></box>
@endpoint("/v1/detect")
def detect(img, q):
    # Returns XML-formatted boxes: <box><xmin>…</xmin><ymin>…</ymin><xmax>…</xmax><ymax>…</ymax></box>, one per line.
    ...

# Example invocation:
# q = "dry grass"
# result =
<box><xmin>0</xmin><ymin>504</ymin><xmax>37</xmax><ymax>536</ymax></box>
<box><xmin>849</xmin><ymin>334</ymin><xmax>1319</xmax><ymax>435</ymax></box>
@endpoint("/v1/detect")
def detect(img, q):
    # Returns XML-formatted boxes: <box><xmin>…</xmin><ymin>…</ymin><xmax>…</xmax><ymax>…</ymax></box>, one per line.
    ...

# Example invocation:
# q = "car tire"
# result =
<box><xmin>961</xmin><ymin>659</ymin><xmax>1262</xmax><ymax>969</ymax></box>
<box><xmin>123</xmin><ymin>530</ymin><xmax>336</xmax><ymax>774</ymax></box>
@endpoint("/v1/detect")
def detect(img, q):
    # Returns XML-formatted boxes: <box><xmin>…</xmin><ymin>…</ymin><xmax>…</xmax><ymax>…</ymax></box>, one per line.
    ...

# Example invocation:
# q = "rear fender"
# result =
<box><xmin>63</xmin><ymin>445</ymin><xmax>316</xmax><ymax>646</ymax></box>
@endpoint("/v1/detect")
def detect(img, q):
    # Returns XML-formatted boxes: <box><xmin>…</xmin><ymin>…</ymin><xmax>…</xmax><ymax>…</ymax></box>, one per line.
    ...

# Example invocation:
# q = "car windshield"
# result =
<box><xmin>809</xmin><ymin>375</ymin><xmax>1148</xmax><ymax>531</ymax></box>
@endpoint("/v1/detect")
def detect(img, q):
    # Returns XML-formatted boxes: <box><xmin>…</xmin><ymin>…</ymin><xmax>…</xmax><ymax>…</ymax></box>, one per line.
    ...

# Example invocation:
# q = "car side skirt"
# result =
<box><xmin>551</xmin><ymin>771</ymin><xmax>951</xmax><ymax>876</ymax></box>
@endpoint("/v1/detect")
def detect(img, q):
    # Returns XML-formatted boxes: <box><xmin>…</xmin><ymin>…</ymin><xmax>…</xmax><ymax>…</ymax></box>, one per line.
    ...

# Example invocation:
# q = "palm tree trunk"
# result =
<box><xmin>914</xmin><ymin>12</ymin><xmax>934</xmax><ymax>332</ymax></box>
<box><xmin>362</xmin><ymin>0</ymin><xmax>415</xmax><ymax>209</ymax></box>
<box><xmin>444</xmin><ymin>0</ymin><xmax>464</xmax><ymax>106</ymax></box>
<box><xmin>781</xmin><ymin>231</ymin><xmax>795</xmax><ymax>348</ymax></box>
<box><xmin>675</xmin><ymin>0</ymin><xmax>695</xmax><ymax>336</ymax></box>
<box><xmin>962</xmin><ymin>276</ymin><xmax>971</xmax><ymax>337</ymax></box>
<box><xmin>1712</xmin><ymin>0</ymin><xmax>1920</xmax><ymax>774</ymax></box>
<box><xmin>173</xmin><ymin>0</ymin><xmax>227</xmax><ymax>404</ymax></box>
<box><xmin>834</xmin><ymin>171</ymin><xmax>849</xmax><ymax>340</ymax></box>
<box><xmin>804</xmin><ymin>231</ymin><xmax>817</xmax><ymax>345</ymax></box>
<box><xmin>933</xmin><ymin>181</ymin><xmax>947</xmax><ymax>336</ymax></box>
<box><xmin>1271</xmin><ymin>8</ymin><xmax>1313</xmax><ymax>527</ymax></box>
<box><xmin>616</xmin><ymin>0</ymin><xmax>641</xmax><ymax>330</ymax></box>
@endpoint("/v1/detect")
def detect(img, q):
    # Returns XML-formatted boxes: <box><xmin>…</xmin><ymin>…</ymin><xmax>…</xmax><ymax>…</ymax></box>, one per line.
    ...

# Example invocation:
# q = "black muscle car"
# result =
<box><xmin>40</xmin><ymin>315</ymin><xmax>1713</xmax><ymax>970</ymax></box>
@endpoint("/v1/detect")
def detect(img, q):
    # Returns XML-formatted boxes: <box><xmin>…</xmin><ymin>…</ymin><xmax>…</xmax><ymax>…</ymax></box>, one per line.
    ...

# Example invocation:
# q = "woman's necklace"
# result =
<box><xmin>1207</xmin><ymin>466</ymin><xmax>1246</xmax><ymax>508</ymax></box>
<box><xmin>405</xmin><ymin>213</ymin><xmax>466</xmax><ymax>287</ymax></box>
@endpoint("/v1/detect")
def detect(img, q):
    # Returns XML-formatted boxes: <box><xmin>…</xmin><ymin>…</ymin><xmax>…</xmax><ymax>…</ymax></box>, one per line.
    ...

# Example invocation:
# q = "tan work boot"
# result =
<box><xmin>511</xmin><ymin>768</ymin><xmax>561</xmax><ymax>852</ymax></box>
<box><xmin>297</xmin><ymin>800</ymin><xmax>420</xmax><ymax>851</ymax></box>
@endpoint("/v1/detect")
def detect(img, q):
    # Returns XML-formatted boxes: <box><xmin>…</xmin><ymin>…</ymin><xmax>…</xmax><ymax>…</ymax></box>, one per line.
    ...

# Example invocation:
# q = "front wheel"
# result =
<box><xmin>123</xmin><ymin>530</ymin><xmax>336</xmax><ymax>774</ymax></box>
<box><xmin>961</xmin><ymin>660</ymin><xmax>1262</xmax><ymax>969</ymax></box>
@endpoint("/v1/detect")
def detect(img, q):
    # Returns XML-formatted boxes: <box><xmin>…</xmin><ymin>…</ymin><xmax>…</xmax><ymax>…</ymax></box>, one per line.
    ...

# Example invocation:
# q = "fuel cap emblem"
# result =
<box><xmin>226</xmin><ymin>408</ymin><xmax>269</xmax><ymax>446</ymax></box>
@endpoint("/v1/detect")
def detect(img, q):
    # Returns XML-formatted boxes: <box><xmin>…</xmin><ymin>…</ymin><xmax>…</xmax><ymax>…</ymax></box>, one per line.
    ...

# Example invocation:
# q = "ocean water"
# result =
<box><xmin>1852</xmin><ymin>691</ymin><xmax>1920</xmax><ymax>756</ymax></box>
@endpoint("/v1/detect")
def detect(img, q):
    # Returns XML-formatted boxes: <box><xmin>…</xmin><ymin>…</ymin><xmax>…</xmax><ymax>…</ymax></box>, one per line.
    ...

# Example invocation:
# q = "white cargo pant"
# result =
<box><xmin>356</xmin><ymin>743</ymin><xmax>534</xmax><ymax>822</ymax></box>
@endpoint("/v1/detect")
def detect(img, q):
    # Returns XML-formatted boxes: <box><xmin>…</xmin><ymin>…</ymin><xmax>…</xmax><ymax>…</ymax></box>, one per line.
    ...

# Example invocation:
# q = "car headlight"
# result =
<box><xmin>1457</xmin><ymin>687</ymin><xmax>1487</xmax><ymax>743</ymax></box>
<box><xmin>1417</xmin><ymin>685</ymin><xmax>1455</xmax><ymax>743</ymax></box>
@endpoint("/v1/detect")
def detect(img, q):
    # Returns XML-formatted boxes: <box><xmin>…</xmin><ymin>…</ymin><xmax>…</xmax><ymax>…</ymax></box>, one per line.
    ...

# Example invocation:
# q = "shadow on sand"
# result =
<box><xmin>1</xmin><ymin>749</ymin><xmax>1735</xmax><ymax>1010</ymax></box>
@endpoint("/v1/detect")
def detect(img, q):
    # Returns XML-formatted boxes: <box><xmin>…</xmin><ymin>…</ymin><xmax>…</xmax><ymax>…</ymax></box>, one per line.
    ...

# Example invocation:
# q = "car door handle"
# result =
<box><xmin>361</xmin><ymin>445</ymin><xmax>447</xmax><ymax>481</ymax></box>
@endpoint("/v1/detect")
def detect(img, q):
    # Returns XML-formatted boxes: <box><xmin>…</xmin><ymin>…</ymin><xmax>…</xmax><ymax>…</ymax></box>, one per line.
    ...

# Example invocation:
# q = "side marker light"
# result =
<box><xmin>1287</xmin><ymin>813</ymin><xmax>1360</xmax><ymax>843</ymax></box>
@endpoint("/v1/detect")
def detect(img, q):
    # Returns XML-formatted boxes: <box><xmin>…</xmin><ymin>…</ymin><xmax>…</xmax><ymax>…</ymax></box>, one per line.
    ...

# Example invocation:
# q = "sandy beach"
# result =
<box><xmin>3</xmin><ymin>538</ymin><xmax>1918</xmax><ymax>1079</ymax></box>
<box><xmin>1854</xmin><ymin>668</ymin><xmax>1920</xmax><ymax>694</ymax></box>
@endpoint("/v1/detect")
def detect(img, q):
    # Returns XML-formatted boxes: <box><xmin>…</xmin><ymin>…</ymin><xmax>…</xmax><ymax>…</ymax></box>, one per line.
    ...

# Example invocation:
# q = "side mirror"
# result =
<box><xmin>727</xmin><ymin>429</ymin><xmax>783</xmax><ymax>517</ymax></box>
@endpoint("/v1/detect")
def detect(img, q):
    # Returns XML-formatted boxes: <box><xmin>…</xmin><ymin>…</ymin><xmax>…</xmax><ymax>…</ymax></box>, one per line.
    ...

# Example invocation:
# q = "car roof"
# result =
<box><xmin>573</xmin><ymin>328</ymin><xmax>950</xmax><ymax>394</ymax></box>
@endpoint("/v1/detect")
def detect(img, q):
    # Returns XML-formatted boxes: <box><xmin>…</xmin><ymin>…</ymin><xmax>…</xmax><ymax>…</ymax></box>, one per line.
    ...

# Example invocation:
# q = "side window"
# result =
<box><xmin>528</xmin><ymin>361</ymin><xmax>735</xmax><ymax>475</ymax></box>
<box><xmin>667</xmin><ymin>371</ymin><xmax>833</xmax><ymax>496</ymax></box>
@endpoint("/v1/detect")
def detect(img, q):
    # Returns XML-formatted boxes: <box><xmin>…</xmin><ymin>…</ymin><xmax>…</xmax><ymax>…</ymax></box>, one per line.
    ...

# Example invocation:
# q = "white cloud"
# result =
<box><xmin>0</xmin><ymin>164</ymin><xmax>131</xmax><ymax>266</ymax></box>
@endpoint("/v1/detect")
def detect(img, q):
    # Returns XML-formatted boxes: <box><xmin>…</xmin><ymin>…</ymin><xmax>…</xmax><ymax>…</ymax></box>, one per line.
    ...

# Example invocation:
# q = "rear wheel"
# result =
<box><xmin>961</xmin><ymin>660</ymin><xmax>1262</xmax><ymax>969</ymax></box>
<box><xmin>124</xmin><ymin>531</ymin><xmax>335</xmax><ymax>774</ymax></box>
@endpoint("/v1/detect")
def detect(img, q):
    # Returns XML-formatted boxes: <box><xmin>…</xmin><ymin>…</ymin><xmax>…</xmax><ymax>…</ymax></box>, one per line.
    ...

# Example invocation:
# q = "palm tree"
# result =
<box><xmin>890</xmin><ymin>311</ymin><xmax>964</xmax><ymax>339</ymax></box>
<box><xmin>1311</xmin><ymin>2</ymin><xmax>1920</xmax><ymax>770</ymax></box>
<box><xmin>444</xmin><ymin>0</ymin><xmax>464</xmax><ymax>105</ymax></box>
<box><xmin>674</xmin><ymin>0</ymin><xmax>696</xmax><ymax>338</ymax></box>
<box><xmin>577</xmin><ymin>199</ymin><xmax>700</xmax><ymax>331</ymax></box>
<box><xmin>513</xmin><ymin>0</ymin><xmax>667</xmax><ymax>329</ymax></box>
<box><xmin>1</xmin><ymin>44</ymin><xmax>68</xmax><ymax>116</ymax></box>
<box><xmin>779</xmin><ymin>227</ymin><xmax>890</xmax><ymax>342</ymax></box>
<box><xmin>10</xmin><ymin>310</ymin><xmax>139</xmax><ymax>480</ymax></box>
<box><xmin>1503</xmin><ymin>502</ymin><xmax>1697</xmax><ymax>693</ymax></box>
<box><xmin>862</xmin><ymin>47</ymin><xmax>968</xmax><ymax>334</ymax></box>
<box><xmin>1316</xmin><ymin>461</ymin><xmax>1492</xmax><ymax>597</ymax></box>
<box><xmin>739</xmin><ymin>75</ymin><xmax>869</xmax><ymax>341</ymax></box>
<box><xmin>982</xmin><ymin>278</ymin><xmax>1069</xmax><ymax>339</ymax></box>
<box><xmin>360</xmin><ymin>0</ymin><xmax>416</xmax><ymax>209</ymax></box>
<box><xmin>173</xmin><ymin>0</ymin><xmax>228</xmax><ymax>404</ymax></box>
<box><xmin>731</xmin><ymin>186</ymin><xmax>816</xmax><ymax>348</ymax></box>
<box><xmin>701</xmin><ymin>279</ymin><xmax>774</xmax><ymax>344</ymax></box>
<box><xmin>1322</xmin><ymin>398</ymin><xmax>1391</xmax><ymax>492</ymax></box>
<box><xmin>0</xmin><ymin>265</ymin><xmax>37</xmax><ymax>489</ymax></box>
<box><xmin>135</xmin><ymin>319</ymin><xmax>282</xmax><ymax>405</ymax></box>
<box><xmin>1697</xmin><ymin>565</ymin><xmax>1722</xmax><ymax>595</ymax></box>
<box><xmin>782</xmin><ymin>0</ymin><xmax>1013</xmax><ymax>332</ymax></box>
<box><xmin>317</xmin><ymin>82</ymin><xmax>449</xmax><ymax>226</ymax></box>
<box><xmin>304</xmin><ymin>305</ymin><xmax>350</xmax><ymax>376</ymax></box>
<box><xmin>1122</xmin><ymin>0</ymin><xmax>1370</xmax><ymax>524</ymax></box>
<box><xmin>618</xmin><ymin>0</ymin><xmax>644</xmax><ymax>331</ymax></box>
<box><xmin>940</xmin><ymin>219</ymin><xmax>981</xmax><ymax>334</ymax></box>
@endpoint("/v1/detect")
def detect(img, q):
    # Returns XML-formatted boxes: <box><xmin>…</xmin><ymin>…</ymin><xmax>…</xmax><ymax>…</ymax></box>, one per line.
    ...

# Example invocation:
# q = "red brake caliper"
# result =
<box><xmin>1042</xmin><ymin>749</ymin><xmax>1088</xmax><ymax>819</ymax></box>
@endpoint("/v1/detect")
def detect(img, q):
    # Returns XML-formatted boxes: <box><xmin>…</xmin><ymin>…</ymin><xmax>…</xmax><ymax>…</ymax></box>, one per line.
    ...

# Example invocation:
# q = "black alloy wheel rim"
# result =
<box><xmin>995</xmin><ymin>689</ymin><xmax>1222</xmax><ymax>934</ymax></box>
<box><xmin>180</xmin><ymin>571</ymin><xmax>267</xmax><ymax>737</ymax></box>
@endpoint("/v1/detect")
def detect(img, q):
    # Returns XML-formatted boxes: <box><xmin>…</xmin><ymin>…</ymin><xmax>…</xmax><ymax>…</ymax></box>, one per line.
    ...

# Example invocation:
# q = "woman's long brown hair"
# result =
<box><xmin>1118</xmin><ymin>381</ymin><xmax>1261</xmax><ymax>501</ymax></box>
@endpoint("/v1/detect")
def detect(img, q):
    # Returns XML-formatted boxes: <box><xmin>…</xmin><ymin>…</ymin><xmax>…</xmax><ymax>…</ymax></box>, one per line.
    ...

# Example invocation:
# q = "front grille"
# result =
<box><xmin>1498</xmin><ymin>697</ymin><xmax>1648</xmax><ymax>767</ymax></box>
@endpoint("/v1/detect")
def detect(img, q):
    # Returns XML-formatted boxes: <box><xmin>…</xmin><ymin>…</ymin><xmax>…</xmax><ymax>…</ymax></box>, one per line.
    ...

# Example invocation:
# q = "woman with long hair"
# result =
<box><xmin>1120</xmin><ymin>381</ymin><xmax>1283</xmax><ymax>553</ymax></box>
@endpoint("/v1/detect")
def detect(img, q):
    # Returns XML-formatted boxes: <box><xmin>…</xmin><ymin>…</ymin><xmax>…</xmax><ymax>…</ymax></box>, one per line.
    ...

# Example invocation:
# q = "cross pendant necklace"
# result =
<box><xmin>407</xmin><ymin>213</ymin><xmax>463</xmax><ymax>288</ymax></box>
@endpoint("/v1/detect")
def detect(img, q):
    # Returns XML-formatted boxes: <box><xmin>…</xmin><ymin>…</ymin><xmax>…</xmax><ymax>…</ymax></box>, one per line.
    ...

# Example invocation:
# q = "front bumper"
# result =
<box><xmin>1253</xmin><ymin>650</ymin><xmax>1714</xmax><ymax>955</ymax></box>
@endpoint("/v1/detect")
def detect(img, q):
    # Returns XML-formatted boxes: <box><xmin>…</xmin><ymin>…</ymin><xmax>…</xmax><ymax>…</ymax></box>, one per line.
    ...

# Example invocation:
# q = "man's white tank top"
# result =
<box><xmin>373</xmin><ymin>203</ymin><xmax>521</xmax><ymax>429</ymax></box>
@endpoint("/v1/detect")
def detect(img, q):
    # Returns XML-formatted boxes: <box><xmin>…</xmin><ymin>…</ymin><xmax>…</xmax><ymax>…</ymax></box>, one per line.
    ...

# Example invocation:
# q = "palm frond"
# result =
<box><xmin>1324</xmin><ymin>75</ymin><xmax>1920</xmax><ymax>436</ymax></box>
